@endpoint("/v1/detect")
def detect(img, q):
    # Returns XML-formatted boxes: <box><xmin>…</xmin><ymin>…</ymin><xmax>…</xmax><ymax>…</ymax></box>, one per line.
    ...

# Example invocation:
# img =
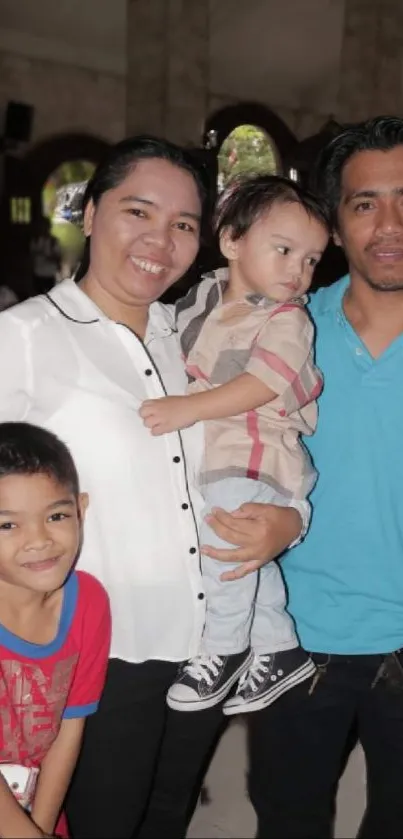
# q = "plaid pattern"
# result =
<box><xmin>175</xmin><ymin>269</ymin><xmax>323</xmax><ymax>499</ymax></box>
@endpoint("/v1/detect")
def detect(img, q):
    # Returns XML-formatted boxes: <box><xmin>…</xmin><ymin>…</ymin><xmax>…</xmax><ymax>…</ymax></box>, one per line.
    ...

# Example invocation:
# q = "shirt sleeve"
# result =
<box><xmin>63</xmin><ymin>573</ymin><xmax>111</xmax><ymax>719</ymax></box>
<box><xmin>288</xmin><ymin>499</ymin><xmax>311</xmax><ymax>547</ymax></box>
<box><xmin>0</xmin><ymin>311</ymin><xmax>31</xmax><ymax>420</ymax></box>
<box><xmin>174</xmin><ymin>276</ymin><xmax>218</xmax><ymax>360</ymax></box>
<box><xmin>245</xmin><ymin>305</ymin><xmax>323</xmax><ymax>416</ymax></box>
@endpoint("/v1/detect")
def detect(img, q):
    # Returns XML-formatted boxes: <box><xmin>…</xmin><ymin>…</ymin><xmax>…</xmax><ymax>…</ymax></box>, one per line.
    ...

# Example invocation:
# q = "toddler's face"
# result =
<box><xmin>222</xmin><ymin>202</ymin><xmax>329</xmax><ymax>302</ymax></box>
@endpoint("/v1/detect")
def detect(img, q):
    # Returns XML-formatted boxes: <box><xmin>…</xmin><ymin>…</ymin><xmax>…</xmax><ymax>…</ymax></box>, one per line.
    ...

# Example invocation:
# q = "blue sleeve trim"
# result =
<box><xmin>62</xmin><ymin>701</ymin><xmax>98</xmax><ymax>719</ymax></box>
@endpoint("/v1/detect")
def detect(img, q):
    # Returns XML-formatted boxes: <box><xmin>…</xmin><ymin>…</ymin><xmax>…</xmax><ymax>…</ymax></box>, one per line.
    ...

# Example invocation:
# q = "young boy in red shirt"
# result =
<box><xmin>0</xmin><ymin>422</ymin><xmax>111</xmax><ymax>838</ymax></box>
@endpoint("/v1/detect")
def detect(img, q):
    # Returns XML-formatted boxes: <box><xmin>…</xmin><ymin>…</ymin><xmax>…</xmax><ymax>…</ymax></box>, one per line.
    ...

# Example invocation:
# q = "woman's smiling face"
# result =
<box><xmin>84</xmin><ymin>157</ymin><xmax>202</xmax><ymax>307</ymax></box>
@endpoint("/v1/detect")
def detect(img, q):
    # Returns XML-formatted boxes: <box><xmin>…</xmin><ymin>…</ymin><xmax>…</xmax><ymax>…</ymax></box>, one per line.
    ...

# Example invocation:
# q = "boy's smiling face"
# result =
<box><xmin>0</xmin><ymin>472</ymin><xmax>88</xmax><ymax>594</ymax></box>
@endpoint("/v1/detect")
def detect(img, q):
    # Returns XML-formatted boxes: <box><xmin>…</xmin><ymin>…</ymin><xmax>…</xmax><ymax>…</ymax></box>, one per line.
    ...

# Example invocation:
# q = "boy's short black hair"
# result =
<box><xmin>0</xmin><ymin>422</ymin><xmax>79</xmax><ymax>495</ymax></box>
<box><xmin>214</xmin><ymin>173</ymin><xmax>330</xmax><ymax>241</ymax></box>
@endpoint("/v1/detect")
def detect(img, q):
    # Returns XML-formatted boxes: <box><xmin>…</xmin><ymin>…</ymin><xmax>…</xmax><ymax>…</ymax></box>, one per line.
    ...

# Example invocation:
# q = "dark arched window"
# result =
<box><xmin>204</xmin><ymin>102</ymin><xmax>298</xmax><ymax>192</ymax></box>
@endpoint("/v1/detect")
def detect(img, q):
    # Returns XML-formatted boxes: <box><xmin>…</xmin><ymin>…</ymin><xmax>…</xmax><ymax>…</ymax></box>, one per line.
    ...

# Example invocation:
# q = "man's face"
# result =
<box><xmin>335</xmin><ymin>146</ymin><xmax>403</xmax><ymax>291</ymax></box>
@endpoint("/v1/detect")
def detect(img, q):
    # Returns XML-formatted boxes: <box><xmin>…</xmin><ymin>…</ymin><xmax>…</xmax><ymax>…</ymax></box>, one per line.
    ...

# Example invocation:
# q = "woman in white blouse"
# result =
<box><xmin>0</xmin><ymin>137</ymin><xmax>305</xmax><ymax>837</ymax></box>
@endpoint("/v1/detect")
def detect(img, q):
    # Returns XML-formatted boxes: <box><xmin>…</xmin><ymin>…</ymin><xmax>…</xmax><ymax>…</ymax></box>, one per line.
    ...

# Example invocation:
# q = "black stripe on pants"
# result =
<box><xmin>66</xmin><ymin>658</ymin><xmax>224</xmax><ymax>838</ymax></box>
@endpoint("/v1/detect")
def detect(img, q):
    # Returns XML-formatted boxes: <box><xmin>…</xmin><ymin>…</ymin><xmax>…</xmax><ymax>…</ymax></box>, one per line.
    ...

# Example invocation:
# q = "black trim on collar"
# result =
<box><xmin>45</xmin><ymin>292</ymin><xmax>100</xmax><ymax>325</ymax></box>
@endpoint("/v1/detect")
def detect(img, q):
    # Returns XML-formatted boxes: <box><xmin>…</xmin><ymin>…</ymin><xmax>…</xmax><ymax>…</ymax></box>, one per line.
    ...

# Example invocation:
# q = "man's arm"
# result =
<box><xmin>203</xmin><ymin>503</ymin><xmax>306</xmax><ymax>580</ymax></box>
<box><xmin>0</xmin><ymin>774</ymin><xmax>45</xmax><ymax>839</ymax></box>
<box><xmin>31</xmin><ymin>718</ymin><xmax>85</xmax><ymax>835</ymax></box>
<box><xmin>140</xmin><ymin>372</ymin><xmax>277</xmax><ymax>435</ymax></box>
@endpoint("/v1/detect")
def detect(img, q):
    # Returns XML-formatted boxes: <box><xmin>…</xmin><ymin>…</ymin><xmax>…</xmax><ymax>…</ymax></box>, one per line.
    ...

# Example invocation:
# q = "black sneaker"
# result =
<box><xmin>166</xmin><ymin>649</ymin><xmax>253</xmax><ymax>711</ymax></box>
<box><xmin>223</xmin><ymin>647</ymin><xmax>316</xmax><ymax>715</ymax></box>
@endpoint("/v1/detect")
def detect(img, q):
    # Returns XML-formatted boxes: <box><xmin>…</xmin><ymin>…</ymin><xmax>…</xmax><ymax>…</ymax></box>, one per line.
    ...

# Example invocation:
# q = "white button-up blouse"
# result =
<box><xmin>0</xmin><ymin>280</ymin><xmax>206</xmax><ymax>663</ymax></box>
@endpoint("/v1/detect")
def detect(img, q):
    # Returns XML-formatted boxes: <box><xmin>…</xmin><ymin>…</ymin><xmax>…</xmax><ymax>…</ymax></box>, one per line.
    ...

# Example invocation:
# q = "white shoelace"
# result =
<box><xmin>237</xmin><ymin>654</ymin><xmax>272</xmax><ymax>693</ymax></box>
<box><xmin>183</xmin><ymin>654</ymin><xmax>223</xmax><ymax>686</ymax></box>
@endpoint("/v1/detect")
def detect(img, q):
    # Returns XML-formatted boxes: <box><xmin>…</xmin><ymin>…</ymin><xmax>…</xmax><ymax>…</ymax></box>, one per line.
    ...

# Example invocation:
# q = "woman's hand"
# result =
<box><xmin>202</xmin><ymin>503</ymin><xmax>302</xmax><ymax>581</ymax></box>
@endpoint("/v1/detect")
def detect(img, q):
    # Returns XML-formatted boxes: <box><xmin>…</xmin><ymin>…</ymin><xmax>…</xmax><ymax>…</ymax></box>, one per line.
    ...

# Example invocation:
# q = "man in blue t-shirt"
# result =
<box><xmin>247</xmin><ymin>115</ymin><xmax>403</xmax><ymax>838</ymax></box>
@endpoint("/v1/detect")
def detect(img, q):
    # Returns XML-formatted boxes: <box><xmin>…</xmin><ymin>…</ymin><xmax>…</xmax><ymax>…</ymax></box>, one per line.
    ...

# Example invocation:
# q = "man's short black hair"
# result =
<box><xmin>312</xmin><ymin>115</ymin><xmax>403</xmax><ymax>229</ymax></box>
<box><xmin>0</xmin><ymin>422</ymin><xmax>79</xmax><ymax>495</ymax></box>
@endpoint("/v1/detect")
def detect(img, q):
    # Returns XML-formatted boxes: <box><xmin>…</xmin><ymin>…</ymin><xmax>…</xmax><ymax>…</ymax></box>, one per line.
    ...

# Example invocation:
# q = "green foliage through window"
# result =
<box><xmin>42</xmin><ymin>160</ymin><xmax>95</xmax><ymax>219</ymax></box>
<box><xmin>217</xmin><ymin>125</ymin><xmax>278</xmax><ymax>190</ymax></box>
<box><xmin>41</xmin><ymin>160</ymin><xmax>95</xmax><ymax>279</ymax></box>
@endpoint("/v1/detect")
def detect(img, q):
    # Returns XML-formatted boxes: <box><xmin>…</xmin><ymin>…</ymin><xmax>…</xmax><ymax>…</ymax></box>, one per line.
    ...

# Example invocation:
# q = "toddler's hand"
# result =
<box><xmin>139</xmin><ymin>396</ymin><xmax>196</xmax><ymax>435</ymax></box>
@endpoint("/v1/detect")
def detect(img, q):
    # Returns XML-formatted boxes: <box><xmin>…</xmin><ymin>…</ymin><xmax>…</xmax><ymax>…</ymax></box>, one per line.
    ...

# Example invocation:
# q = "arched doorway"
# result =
<box><xmin>0</xmin><ymin>133</ymin><xmax>109</xmax><ymax>299</ymax></box>
<box><xmin>164</xmin><ymin>104</ymin><xmax>298</xmax><ymax>304</ymax></box>
<box><xmin>204</xmin><ymin>104</ymin><xmax>297</xmax><ymax>266</ymax></box>
<box><xmin>25</xmin><ymin>133</ymin><xmax>109</xmax><ymax>223</ymax></box>
<box><xmin>204</xmin><ymin>102</ymin><xmax>297</xmax><ymax>178</ymax></box>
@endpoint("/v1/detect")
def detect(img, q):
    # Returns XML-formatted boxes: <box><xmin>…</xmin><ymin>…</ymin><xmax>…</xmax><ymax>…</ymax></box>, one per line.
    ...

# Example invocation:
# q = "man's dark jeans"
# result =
<box><xmin>248</xmin><ymin>651</ymin><xmax>403</xmax><ymax>838</ymax></box>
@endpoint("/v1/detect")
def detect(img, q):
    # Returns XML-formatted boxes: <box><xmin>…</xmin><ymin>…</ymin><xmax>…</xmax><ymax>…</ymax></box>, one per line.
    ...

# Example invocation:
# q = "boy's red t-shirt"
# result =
<box><xmin>0</xmin><ymin>570</ymin><xmax>111</xmax><ymax>768</ymax></box>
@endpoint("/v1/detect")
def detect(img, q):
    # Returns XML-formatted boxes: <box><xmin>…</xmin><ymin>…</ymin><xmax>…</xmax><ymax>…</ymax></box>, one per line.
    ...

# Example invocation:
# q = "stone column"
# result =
<box><xmin>126</xmin><ymin>0</ymin><xmax>168</xmax><ymax>137</ymax></box>
<box><xmin>337</xmin><ymin>0</ymin><xmax>403</xmax><ymax>122</ymax></box>
<box><xmin>126</xmin><ymin>0</ymin><xmax>209</xmax><ymax>145</ymax></box>
<box><xmin>373</xmin><ymin>0</ymin><xmax>403</xmax><ymax>115</ymax></box>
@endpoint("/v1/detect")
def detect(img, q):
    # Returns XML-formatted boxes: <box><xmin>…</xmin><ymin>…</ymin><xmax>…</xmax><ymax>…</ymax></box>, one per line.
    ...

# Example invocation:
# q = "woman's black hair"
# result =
<box><xmin>76</xmin><ymin>136</ymin><xmax>210</xmax><ymax>281</ymax></box>
<box><xmin>312</xmin><ymin>116</ymin><xmax>403</xmax><ymax>229</ymax></box>
<box><xmin>0</xmin><ymin>422</ymin><xmax>80</xmax><ymax>496</ymax></box>
<box><xmin>214</xmin><ymin>173</ymin><xmax>330</xmax><ymax>241</ymax></box>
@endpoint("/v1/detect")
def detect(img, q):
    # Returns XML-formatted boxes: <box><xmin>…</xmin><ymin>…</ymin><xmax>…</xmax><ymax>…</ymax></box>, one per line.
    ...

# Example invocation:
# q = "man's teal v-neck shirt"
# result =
<box><xmin>283</xmin><ymin>276</ymin><xmax>403</xmax><ymax>654</ymax></box>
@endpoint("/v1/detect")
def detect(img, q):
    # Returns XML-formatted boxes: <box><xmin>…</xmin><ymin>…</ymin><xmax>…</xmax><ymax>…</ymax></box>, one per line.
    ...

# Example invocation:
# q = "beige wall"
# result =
<box><xmin>1</xmin><ymin>0</ymin><xmax>403</xmax><ymax>150</ymax></box>
<box><xmin>127</xmin><ymin>0</ymin><xmax>403</xmax><ymax>143</ymax></box>
<box><xmin>0</xmin><ymin>0</ymin><xmax>126</xmax><ymax>144</ymax></box>
<box><xmin>0</xmin><ymin>50</ymin><xmax>125</xmax><ymax>144</ymax></box>
<box><xmin>126</xmin><ymin>0</ymin><xmax>342</xmax><ymax>143</ymax></box>
<box><xmin>208</xmin><ymin>0</ymin><xmax>345</xmax><ymax>124</ymax></box>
